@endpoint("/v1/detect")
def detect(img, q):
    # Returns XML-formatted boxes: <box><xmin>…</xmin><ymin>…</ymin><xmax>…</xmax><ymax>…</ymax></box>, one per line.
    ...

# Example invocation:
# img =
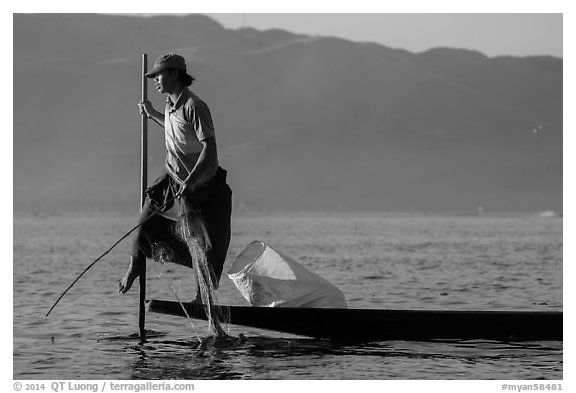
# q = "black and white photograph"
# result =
<box><xmin>12</xmin><ymin>5</ymin><xmax>564</xmax><ymax>383</ymax></box>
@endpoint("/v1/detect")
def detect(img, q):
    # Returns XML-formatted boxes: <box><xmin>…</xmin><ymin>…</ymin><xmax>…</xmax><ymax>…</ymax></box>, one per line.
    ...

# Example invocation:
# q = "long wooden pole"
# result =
<box><xmin>139</xmin><ymin>54</ymin><xmax>148</xmax><ymax>342</ymax></box>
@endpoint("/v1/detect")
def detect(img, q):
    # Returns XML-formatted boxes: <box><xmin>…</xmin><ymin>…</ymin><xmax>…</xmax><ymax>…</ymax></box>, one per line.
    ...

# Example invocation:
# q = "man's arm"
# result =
<box><xmin>139</xmin><ymin>100</ymin><xmax>164</xmax><ymax>128</ymax></box>
<box><xmin>147</xmin><ymin>112</ymin><xmax>164</xmax><ymax>127</ymax></box>
<box><xmin>180</xmin><ymin>137</ymin><xmax>219</xmax><ymax>191</ymax></box>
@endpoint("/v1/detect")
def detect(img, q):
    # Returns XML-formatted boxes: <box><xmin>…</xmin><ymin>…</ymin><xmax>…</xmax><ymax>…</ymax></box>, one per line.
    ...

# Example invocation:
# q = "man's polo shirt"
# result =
<box><xmin>164</xmin><ymin>88</ymin><xmax>216</xmax><ymax>184</ymax></box>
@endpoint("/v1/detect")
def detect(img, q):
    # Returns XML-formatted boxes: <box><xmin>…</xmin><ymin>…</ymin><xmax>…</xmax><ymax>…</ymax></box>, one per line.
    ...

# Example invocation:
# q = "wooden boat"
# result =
<box><xmin>146</xmin><ymin>299</ymin><xmax>562</xmax><ymax>342</ymax></box>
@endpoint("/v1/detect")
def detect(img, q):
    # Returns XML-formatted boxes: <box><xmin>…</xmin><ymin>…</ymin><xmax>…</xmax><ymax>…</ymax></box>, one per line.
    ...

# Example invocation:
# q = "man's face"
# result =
<box><xmin>154</xmin><ymin>69</ymin><xmax>178</xmax><ymax>94</ymax></box>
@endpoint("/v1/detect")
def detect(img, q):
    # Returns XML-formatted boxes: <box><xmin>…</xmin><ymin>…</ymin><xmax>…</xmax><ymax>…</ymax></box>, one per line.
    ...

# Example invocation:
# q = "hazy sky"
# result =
<box><xmin>205</xmin><ymin>13</ymin><xmax>562</xmax><ymax>57</ymax></box>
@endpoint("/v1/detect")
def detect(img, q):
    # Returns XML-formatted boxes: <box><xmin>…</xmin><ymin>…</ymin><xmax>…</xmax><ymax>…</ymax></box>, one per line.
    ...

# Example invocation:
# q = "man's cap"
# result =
<box><xmin>145</xmin><ymin>53</ymin><xmax>189</xmax><ymax>78</ymax></box>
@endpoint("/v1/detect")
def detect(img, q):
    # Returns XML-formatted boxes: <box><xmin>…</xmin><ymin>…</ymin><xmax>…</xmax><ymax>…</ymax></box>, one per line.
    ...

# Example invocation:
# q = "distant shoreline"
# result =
<box><xmin>13</xmin><ymin>210</ymin><xmax>562</xmax><ymax>219</ymax></box>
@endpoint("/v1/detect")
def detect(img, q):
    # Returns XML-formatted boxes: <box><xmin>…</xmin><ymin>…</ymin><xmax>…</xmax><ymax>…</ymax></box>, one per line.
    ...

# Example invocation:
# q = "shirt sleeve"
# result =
<box><xmin>187</xmin><ymin>100</ymin><xmax>215</xmax><ymax>141</ymax></box>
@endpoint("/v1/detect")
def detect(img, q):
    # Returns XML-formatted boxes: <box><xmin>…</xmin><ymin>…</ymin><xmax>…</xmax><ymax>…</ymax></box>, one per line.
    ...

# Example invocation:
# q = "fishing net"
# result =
<box><xmin>228</xmin><ymin>241</ymin><xmax>348</xmax><ymax>308</ymax></box>
<box><xmin>151</xmin><ymin>205</ymin><xmax>230</xmax><ymax>341</ymax></box>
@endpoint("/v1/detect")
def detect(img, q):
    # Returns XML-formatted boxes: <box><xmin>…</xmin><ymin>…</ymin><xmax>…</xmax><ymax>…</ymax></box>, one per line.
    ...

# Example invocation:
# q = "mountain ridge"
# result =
<box><xmin>13</xmin><ymin>14</ymin><xmax>562</xmax><ymax>213</ymax></box>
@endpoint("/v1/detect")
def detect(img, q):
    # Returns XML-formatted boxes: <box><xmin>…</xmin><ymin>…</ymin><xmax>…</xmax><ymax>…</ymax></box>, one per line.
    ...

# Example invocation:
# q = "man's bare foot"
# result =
<box><xmin>118</xmin><ymin>260</ymin><xmax>140</xmax><ymax>294</ymax></box>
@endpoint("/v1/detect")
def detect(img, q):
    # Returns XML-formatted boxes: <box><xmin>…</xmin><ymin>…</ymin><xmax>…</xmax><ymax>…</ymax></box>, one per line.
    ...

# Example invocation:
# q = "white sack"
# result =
<box><xmin>227</xmin><ymin>241</ymin><xmax>348</xmax><ymax>308</ymax></box>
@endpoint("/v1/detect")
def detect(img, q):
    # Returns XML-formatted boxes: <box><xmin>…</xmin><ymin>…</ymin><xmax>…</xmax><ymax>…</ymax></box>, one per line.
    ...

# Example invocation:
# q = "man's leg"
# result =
<box><xmin>193</xmin><ymin>184</ymin><xmax>232</xmax><ymax>336</ymax></box>
<box><xmin>118</xmin><ymin>254</ymin><xmax>146</xmax><ymax>294</ymax></box>
<box><xmin>199</xmin><ymin>183</ymin><xmax>232</xmax><ymax>289</ymax></box>
<box><xmin>118</xmin><ymin>201</ymin><xmax>167</xmax><ymax>294</ymax></box>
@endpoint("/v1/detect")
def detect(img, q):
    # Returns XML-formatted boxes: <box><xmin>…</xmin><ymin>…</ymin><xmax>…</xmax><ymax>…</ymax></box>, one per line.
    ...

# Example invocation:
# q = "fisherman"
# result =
<box><xmin>118</xmin><ymin>53</ymin><xmax>232</xmax><ymax>296</ymax></box>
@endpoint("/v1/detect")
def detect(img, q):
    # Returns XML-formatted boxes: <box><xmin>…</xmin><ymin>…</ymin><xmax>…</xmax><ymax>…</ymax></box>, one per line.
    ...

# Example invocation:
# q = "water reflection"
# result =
<box><xmin>118</xmin><ymin>334</ymin><xmax>563</xmax><ymax>380</ymax></box>
<box><xmin>14</xmin><ymin>215</ymin><xmax>563</xmax><ymax>379</ymax></box>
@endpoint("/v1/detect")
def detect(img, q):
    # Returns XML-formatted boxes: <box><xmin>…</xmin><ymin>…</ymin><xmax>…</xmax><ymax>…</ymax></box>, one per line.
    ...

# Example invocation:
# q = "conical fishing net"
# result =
<box><xmin>151</xmin><ymin>205</ymin><xmax>230</xmax><ymax>341</ymax></box>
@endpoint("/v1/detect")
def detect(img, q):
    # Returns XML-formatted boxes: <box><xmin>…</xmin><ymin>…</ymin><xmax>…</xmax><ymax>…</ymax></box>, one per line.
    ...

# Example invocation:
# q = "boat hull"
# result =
<box><xmin>147</xmin><ymin>300</ymin><xmax>562</xmax><ymax>342</ymax></box>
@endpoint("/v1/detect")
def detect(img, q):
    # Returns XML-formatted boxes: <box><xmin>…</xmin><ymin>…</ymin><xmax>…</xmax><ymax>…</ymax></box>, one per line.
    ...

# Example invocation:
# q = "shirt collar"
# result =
<box><xmin>166</xmin><ymin>88</ymin><xmax>190</xmax><ymax>113</ymax></box>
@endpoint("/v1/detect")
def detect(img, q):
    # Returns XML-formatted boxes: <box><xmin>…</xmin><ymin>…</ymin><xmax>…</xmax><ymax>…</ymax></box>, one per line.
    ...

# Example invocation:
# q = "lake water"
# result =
<box><xmin>13</xmin><ymin>213</ymin><xmax>562</xmax><ymax>379</ymax></box>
